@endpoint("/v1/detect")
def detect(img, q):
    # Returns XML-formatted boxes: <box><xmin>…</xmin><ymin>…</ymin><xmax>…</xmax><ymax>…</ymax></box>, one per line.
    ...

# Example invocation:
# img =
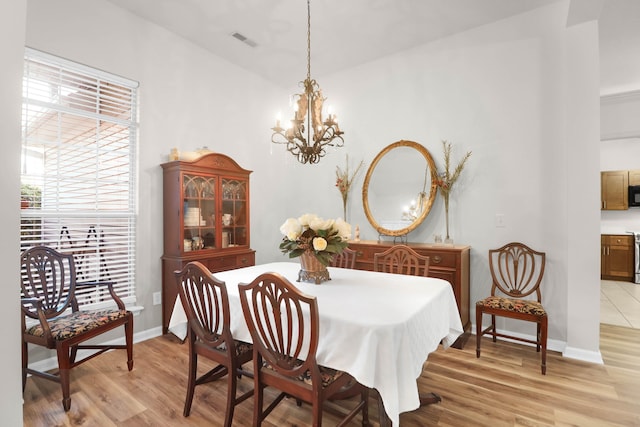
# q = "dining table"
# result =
<box><xmin>168</xmin><ymin>262</ymin><xmax>463</xmax><ymax>426</ymax></box>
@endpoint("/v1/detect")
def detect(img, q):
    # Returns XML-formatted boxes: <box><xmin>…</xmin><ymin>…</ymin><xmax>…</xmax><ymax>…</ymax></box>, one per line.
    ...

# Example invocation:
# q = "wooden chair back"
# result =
<box><xmin>175</xmin><ymin>261</ymin><xmax>233</xmax><ymax>349</ymax></box>
<box><xmin>174</xmin><ymin>261</ymin><xmax>253</xmax><ymax>425</ymax></box>
<box><xmin>20</xmin><ymin>245</ymin><xmax>133</xmax><ymax>411</ymax></box>
<box><xmin>489</xmin><ymin>242</ymin><xmax>546</xmax><ymax>301</ymax></box>
<box><xmin>374</xmin><ymin>244</ymin><xmax>430</xmax><ymax>276</ymax></box>
<box><xmin>239</xmin><ymin>272</ymin><xmax>369</xmax><ymax>425</ymax></box>
<box><xmin>240</xmin><ymin>272</ymin><xmax>319</xmax><ymax>378</ymax></box>
<box><xmin>330</xmin><ymin>247</ymin><xmax>357</xmax><ymax>269</ymax></box>
<box><xmin>21</xmin><ymin>246</ymin><xmax>78</xmax><ymax>320</ymax></box>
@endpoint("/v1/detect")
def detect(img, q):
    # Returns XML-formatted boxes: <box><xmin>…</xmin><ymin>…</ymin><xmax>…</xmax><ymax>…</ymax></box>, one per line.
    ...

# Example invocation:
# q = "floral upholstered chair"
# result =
<box><xmin>239</xmin><ymin>272</ymin><xmax>369</xmax><ymax>426</ymax></box>
<box><xmin>20</xmin><ymin>245</ymin><xmax>133</xmax><ymax>411</ymax></box>
<box><xmin>476</xmin><ymin>242</ymin><xmax>548</xmax><ymax>374</ymax></box>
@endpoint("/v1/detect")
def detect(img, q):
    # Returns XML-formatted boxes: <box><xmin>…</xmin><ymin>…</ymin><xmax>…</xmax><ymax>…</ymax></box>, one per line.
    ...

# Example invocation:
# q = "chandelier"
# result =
<box><xmin>271</xmin><ymin>0</ymin><xmax>344</xmax><ymax>165</ymax></box>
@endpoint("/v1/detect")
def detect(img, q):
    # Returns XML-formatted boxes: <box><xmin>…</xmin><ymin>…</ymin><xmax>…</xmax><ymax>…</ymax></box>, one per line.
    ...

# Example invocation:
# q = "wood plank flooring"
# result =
<box><xmin>23</xmin><ymin>324</ymin><xmax>640</xmax><ymax>426</ymax></box>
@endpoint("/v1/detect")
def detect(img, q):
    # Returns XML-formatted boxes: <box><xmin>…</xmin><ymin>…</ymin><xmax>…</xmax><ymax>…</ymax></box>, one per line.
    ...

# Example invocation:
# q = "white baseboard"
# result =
<box><xmin>28</xmin><ymin>326</ymin><xmax>164</xmax><ymax>374</ymax></box>
<box><xmin>472</xmin><ymin>323</ymin><xmax>603</xmax><ymax>365</ymax></box>
<box><xmin>562</xmin><ymin>346</ymin><xmax>604</xmax><ymax>364</ymax></box>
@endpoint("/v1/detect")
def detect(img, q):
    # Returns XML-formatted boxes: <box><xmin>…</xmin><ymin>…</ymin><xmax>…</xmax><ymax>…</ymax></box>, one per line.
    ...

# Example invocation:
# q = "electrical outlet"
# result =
<box><xmin>153</xmin><ymin>292</ymin><xmax>162</xmax><ymax>306</ymax></box>
<box><xmin>495</xmin><ymin>213</ymin><xmax>505</xmax><ymax>228</ymax></box>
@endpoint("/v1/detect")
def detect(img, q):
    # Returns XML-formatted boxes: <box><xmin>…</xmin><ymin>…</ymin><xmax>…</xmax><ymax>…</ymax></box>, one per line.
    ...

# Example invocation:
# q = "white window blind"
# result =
<box><xmin>21</xmin><ymin>48</ymin><xmax>139</xmax><ymax>309</ymax></box>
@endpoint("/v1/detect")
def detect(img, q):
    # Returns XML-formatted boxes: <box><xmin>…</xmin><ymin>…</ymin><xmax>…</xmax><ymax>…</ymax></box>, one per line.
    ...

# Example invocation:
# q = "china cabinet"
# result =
<box><xmin>161</xmin><ymin>153</ymin><xmax>255</xmax><ymax>333</ymax></box>
<box><xmin>347</xmin><ymin>240</ymin><xmax>470</xmax><ymax>347</ymax></box>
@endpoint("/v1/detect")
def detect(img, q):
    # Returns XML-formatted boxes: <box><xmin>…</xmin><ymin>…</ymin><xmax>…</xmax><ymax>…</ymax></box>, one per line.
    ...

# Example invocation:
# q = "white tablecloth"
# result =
<box><xmin>169</xmin><ymin>262</ymin><xmax>463</xmax><ymax>425</ymax></box>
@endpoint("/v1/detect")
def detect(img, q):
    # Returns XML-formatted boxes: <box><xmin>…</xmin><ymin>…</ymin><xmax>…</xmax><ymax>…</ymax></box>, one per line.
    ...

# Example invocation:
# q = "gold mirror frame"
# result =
<box><xmin>362</xmin><ymin>140</ymin><xmax>438</xmax><ymax>237</ymax></box>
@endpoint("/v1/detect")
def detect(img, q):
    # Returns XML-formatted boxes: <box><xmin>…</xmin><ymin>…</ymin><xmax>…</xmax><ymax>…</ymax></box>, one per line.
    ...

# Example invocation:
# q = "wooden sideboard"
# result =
<box><xmin>347</xmin><ymin>240</ymin><xmax>471</xmax><ymax>337</ymax></box>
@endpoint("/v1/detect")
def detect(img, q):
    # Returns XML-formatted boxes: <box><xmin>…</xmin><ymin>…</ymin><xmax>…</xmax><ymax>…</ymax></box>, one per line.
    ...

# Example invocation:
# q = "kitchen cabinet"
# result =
<box><xmin>347</xmin><ymin>240</ymin><xmax>470</xmax><ymax>347</ymax></box>
<box><xmin>629</xmin><ymin>170</ymin><xmax>640</xmax><ymax>186</ymax></box>
<box><xmin>601</xmin><ymin>170</ymin><xmax>628</xmax><ymax>210</ymax></box>
<box><xmin>160</xmin><ymin>153</ymin><xmax>255</xmax><ymax>333</ymax></box>
<box><xmin>601</xmin><ymin>234</ymin><xmax>634</xmax><ymax>281</ymax></box>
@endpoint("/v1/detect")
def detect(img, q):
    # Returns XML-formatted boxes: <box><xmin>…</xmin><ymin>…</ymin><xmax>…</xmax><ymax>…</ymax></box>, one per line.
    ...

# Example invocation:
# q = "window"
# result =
<box><xmin>21</xmin><ymin>48</ymin><xmax>139</xmax><ymax>309</ymax></box>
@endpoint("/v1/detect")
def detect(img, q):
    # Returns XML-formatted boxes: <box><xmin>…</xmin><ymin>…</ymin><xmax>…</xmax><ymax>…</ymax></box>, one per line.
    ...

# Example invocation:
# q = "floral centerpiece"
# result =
<box><xmin>435</xmin><ymin>140</ymin><xmax>472</xmax><ymax>244</ymax></box>
<box><xmin>279</xmin><ymin>214</ymin><xmax>351</xmax><ymax>283</ymax></box>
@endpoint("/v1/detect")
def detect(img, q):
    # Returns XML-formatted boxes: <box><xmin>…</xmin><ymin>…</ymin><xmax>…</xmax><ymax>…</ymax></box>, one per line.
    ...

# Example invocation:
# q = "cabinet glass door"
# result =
<box><xmin>221</xmin><ymin>178</ymin><xmax>248</xmax><ymax>248</ymax></box>
<box><xmin>183</xmin><ymin>174</ymin><xmax>216</xmax><ymax>252</ymax></box>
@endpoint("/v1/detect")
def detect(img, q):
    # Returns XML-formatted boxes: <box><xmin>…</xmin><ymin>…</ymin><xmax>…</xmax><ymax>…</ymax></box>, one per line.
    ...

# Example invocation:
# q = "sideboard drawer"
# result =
<box><xmin>423</xmin><ymin>251</ymin><xmax>457</xmax><ymax>269</ymax></box>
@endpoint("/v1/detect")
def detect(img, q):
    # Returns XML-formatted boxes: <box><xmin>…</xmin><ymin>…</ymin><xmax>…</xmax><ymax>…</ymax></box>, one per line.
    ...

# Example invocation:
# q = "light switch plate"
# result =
<box><xmin>153</xmin><ymin>292</ymin><xmax>161</xmax><ymax>305</ymax></box>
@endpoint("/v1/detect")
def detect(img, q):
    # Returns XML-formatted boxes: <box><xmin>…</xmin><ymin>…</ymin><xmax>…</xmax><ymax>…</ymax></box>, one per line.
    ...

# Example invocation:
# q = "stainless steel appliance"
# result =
<box><xmin>631</xmin><ymin>232</ymin><xmax>640</xmax><ymax>284</ymax></box>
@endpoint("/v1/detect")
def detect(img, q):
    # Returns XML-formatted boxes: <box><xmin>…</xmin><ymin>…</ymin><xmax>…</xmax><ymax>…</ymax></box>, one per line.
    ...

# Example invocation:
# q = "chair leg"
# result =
<box><xmin>541</xmin><ymin>316</ymin><xmax>548</xmax><ymax>375</ymax></box>
<box><xmin>253</xmin><ymin>383</ymin><xmax>264</xmax><ymax>427</ymax></box>
<box><xmin>490</xmin><ymin>315</ymin><xmax>497</xmax><ymax>342</ymax></box>
<box><xmin>476</xmin><ymin>307</ymin><xmax>483</xmax><ymax>358</ymax></box>
<box><xmin>312</xmin><ymin>397</ymin><xmax>322</xmax><ymax>427</ymax></box>
<box><xmin>361</xmin><ymin>387</ymin><xmax>370</xmax><ymax>426</ymax></box>
<box><xmin>223</xmin><ymin>362</ymin><xmax>237</xmax><ymax>427</ymax></box>
<box><xmin>57</xmin><ymin>344</ymin><xmax>72</xmax><ymax>411</ymax></box>
<box><xmin>125</xmin><ymin>317</ymin><xmax>134</xmax><ymax>371</ymax></box>
<box><xmin>22</xmin><ymin>340</ymin><xmax>28</xmax><ymax>392</ymax></box>
<box><xmin>183</xmin><ymin>344</ymin><xmax>197</xmax><ymax>417</ymax></box>
<box><xmin>70</xmin><ymin>345</ymin><xmax>78</xmax><ymax>364</ymax></box>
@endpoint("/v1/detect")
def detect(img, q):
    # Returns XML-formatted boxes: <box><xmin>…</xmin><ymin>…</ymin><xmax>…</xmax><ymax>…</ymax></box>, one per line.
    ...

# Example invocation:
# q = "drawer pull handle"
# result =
<box><xmin>356</xmin><ymin>251</ymin><xmax>363</xmax><ymax>257</ymax></box>
<box><xmin>241</xmin><ymin>257</ymin><xmax>247</xmax><ymax>264</ymax></box>
<box><xmin>432</xmin><ymin>255</ymin><xmax>442</xmax><ymax>264</ymax></box>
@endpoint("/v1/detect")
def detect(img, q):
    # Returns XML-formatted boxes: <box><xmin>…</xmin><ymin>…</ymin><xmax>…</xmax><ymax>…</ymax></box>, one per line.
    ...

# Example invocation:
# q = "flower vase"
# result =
<box><xmin>298</xmin><ymin>251</ymin><xmax>331</xmax><ymax>284</ymax></box>
<box><xmin>342</xmin><ymin>194</ymin><xmax>348</xmax><ymax>222</ymax></box>
<box><xmin>444</xmin><ymin>194</ymin><xmax>453</xmax><ymax>245</ymax></box>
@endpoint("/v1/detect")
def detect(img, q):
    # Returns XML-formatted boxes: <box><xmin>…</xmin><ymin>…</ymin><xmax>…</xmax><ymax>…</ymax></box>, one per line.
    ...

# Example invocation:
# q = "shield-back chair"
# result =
<box><xmin>20</xmin><ymin>245</ymin><xmax>133</xmax><ymax>411</ymax></box>
<box><xmin>476</xmin><ymin>242</ymin><xmax>548</xmax><ymax>374</ymax></box>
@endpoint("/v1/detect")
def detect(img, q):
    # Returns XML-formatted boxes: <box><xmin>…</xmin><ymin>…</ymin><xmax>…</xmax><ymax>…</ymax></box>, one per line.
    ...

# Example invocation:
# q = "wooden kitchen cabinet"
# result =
<box><xmin>601</xmin><ymin>170</ymin><xmax>628</xmax><ymax>210</ymax></box>
<box><xmin>628</xmin><ymin>170</ymin><xmax>640</xmax><ymax>186</ymax></box>
<box><xmin>161</xmin><ymin>153</ymin><xmax>255</xmax><ymax>333</ymax></box>
<box><xmin>347</xmin><ymin>240</ymin><xmax>470</xmax><ymax>340</ymax></box>
<box><xmin>601</xmin><ymin>234</ymin><xmax>634</xmax><ymax>281</ymax></box>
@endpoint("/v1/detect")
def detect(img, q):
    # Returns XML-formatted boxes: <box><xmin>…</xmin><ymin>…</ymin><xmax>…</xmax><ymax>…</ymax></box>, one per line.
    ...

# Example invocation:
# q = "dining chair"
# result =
<box><xmin>20</xmin><ymin>245</ymin><xmax>133</xmax><ymax>411</ymax></box>
<box><xmin>475</xmin><ymin>242</ymin><xmax>548</xmax><ymax>374</ymax></box>
<box><xmin>330</xmin><ymin>247</ymin><xmax>357</xmax><ymax>269</ymax></box>
<box><xmin>239</xmin><ymin>272</ymin><xmax>370</xmax><ymax>427</ymax></box>
<box><xmin>174</xmin><ymin>261</ymin><xmax>253</xmax><ymax>426</ymax></box>
<box><xmin>373</xmin><ymin>244</ymin><xmax>430</xmax><ymax>276</ymax></box>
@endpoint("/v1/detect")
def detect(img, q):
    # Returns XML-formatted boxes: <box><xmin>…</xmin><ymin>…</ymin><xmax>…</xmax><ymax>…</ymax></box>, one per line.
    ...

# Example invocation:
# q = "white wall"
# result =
<box><xmin>19</xmin><ymin>0</ymin><xmax>604</xmax><ymax>372</ymax></box>
<box><xmin>24</xmin><ymin>0</ymin><xmax>291</xmax><ymax>362</ymax></box>
<box><xmin>320</xmin><ymin>1</ymin><xmax>601</xmax><ymax>356</ymax></box>
<box><xmin>1</xmin><ymin>0</ymin><xmax>26</xmax><ymax>424</ymax></box>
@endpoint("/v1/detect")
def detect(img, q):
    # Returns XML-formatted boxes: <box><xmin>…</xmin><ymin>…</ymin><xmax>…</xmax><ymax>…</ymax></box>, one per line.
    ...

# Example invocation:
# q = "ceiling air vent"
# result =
<box><xmin>231</xmin><ymin>32</ymin><xmax>257</xmax><ymax>48</ymax></box>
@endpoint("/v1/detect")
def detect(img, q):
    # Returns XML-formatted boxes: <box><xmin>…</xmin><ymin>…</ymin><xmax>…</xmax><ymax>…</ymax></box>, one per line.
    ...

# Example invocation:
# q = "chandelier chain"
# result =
<box><xmin>307</xmin><ymin>0</ymin><xmax>311</xmax><ymax>80</ymax></box>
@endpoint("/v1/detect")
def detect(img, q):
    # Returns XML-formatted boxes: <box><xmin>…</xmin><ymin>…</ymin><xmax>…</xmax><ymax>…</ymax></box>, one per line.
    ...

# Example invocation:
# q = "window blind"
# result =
<box><xmin>21</xmin><ymin>48</ymin><xmax>139</xmax><ymax>309</ymax></box>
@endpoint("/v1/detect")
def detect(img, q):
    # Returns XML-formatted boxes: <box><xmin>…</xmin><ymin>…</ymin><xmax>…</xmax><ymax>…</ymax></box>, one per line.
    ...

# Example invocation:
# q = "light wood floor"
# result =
<box><xmin>23</xmin><ymin>325</ymin><xmax>640</xmax><ymax>426</ymax></box>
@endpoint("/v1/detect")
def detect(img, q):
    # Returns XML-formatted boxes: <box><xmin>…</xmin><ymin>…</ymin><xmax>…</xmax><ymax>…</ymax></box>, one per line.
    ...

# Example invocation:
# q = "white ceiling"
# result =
<box><xmin>105</xmin><ymin>0</ymin><xmax>637</xmax><ymax>91</ymax></box>
<box><xmin>106</xmin><ymin>0</ymin><xmax>569</xmax><ymax>88</ymax></box>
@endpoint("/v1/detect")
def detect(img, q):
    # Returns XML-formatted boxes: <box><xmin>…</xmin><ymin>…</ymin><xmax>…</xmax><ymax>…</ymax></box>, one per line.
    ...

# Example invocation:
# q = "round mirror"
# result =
<box><xmin>362</xmin><ymin>140</ymin><xmax>437</xmax><ymax>237</ymax></box>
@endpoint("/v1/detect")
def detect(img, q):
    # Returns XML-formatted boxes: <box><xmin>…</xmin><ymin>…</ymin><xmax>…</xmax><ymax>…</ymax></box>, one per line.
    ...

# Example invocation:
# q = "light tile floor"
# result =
<box><xmin>601</xmin><ymin>280</ymin><xmax>640</xmax><ymax>329</ymax></box>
